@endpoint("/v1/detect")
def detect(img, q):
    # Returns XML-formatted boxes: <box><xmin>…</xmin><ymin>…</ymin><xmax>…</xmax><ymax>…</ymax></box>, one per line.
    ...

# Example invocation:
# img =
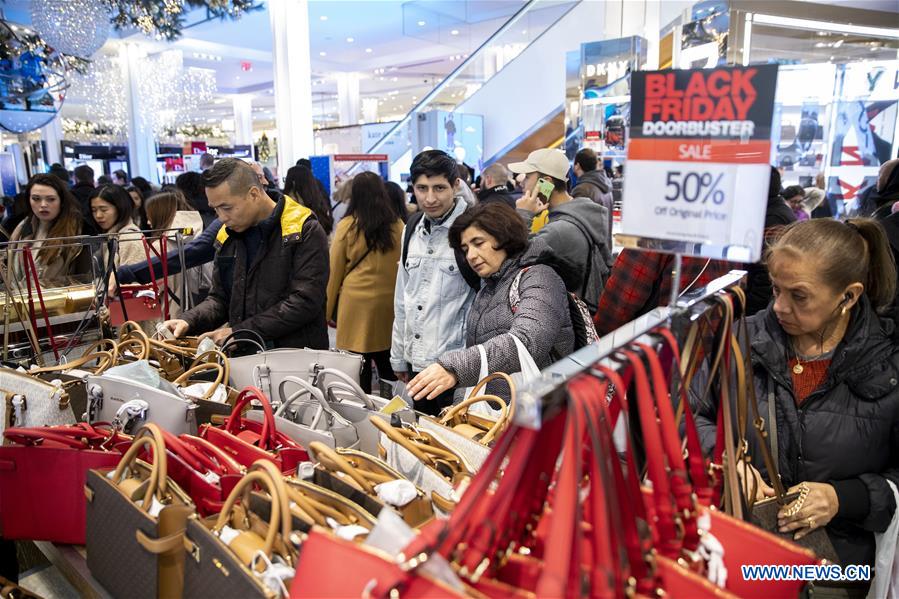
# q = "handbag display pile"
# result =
<box><xmin>0</xmin><ymin>292</ymin><xmax>842</xmax><ymax>598</ymax></box>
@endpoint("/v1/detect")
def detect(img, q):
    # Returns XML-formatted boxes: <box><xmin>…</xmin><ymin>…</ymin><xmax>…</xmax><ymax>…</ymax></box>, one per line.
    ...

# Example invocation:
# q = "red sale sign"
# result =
<box><xmin>621</xmin><ymin>64</ymin><xmax>778</xmax><ymax>262</ymax></box>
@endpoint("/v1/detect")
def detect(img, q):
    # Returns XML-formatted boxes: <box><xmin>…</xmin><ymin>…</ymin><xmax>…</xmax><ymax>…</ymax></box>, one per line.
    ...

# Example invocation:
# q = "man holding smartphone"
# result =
<box><xmin>512</xmin><ymin>148</ymin><xmax>612</xmax><ymax>314</ymax></box>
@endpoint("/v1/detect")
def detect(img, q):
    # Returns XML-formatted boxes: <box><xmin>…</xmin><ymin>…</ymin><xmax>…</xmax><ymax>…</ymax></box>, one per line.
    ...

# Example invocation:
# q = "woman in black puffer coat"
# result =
<box><xmin>692</xmin><ymin>218</ymin><xmax>899</xmax><ymax>575</ymax></box>
<box><xmin>407</xmin><ymin>202</ymin><xmax>574</xmax><ymax>403</ymax></box>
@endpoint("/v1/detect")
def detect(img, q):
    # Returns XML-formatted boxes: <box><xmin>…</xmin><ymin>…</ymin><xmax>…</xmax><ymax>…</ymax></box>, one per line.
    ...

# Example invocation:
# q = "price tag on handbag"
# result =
<box><xmin>379</xmin><ymin>396</ymin><xmax>408</xmax><ymax>415</ymax></box>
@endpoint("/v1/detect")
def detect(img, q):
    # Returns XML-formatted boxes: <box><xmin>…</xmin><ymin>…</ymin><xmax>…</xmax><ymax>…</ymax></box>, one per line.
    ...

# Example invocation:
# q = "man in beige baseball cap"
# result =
<box><xmin>508</xmin><ymin>148</ymin><xmax>613</xmax><ymax>314</ymax></box>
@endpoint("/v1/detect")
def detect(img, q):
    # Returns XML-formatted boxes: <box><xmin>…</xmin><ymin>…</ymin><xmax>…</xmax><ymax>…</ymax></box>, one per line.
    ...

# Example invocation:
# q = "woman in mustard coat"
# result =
<box><xmin>327</xmin><ymin>172</ymin><xmax>404</xmax><ymax>391</ymax></box>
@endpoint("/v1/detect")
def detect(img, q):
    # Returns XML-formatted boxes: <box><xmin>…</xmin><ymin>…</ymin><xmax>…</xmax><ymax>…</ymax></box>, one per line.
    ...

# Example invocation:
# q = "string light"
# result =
<box><xmin>31</xmin><ymin>0</ymin><xmax>109</xmax><ymax>58</ymax></box>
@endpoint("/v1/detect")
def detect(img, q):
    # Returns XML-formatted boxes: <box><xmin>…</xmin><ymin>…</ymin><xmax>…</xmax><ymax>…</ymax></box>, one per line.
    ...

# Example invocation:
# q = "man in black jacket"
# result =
<box><xmin>570</xmin><ymin>148</ymin><xmax>614</xmax><ymax>238</ymax></box>
<box><xmin>477</xmin><ymin>163</ymin><xmax>515</xmax><ymax>208</ymax></box>
<box><xmin>162</xmin><ymin>158</ymin><xmax>329</xmax><ymax>349</ymax></box>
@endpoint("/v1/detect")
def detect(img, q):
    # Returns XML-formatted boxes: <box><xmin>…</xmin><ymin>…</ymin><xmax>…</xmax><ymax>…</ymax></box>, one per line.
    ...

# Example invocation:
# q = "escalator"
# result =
<box><xmin>352</xmin><ymin>0</ymin><xmax>585</xmax><ymax>177</ymax></box>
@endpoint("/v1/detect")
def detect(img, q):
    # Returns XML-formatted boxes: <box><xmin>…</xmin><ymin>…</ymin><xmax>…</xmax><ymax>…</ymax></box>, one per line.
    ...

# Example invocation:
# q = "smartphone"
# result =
<box><xmin>535</xmin><ymin>177</ymin><xmax>555</xmax><ymax>204</ymax></box>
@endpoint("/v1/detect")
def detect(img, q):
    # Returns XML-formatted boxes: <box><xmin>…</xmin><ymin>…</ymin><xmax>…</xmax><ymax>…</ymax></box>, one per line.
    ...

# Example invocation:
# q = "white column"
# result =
<box><xmin>40</xmin><ymin>116</ymin><xmax>63</xmax><ymax>166</ymax></box>
<box><xmin>268</xmin><ymin>0</ymin><xmax>314</xmax><ymax>175</ymax></box>
<box><xmin>361</xmin><ymin>97</ymin><xmax>379</xmax><ymax>123</ymax></box>
<box><xmin>335</xmin><ymin>72</ymin><xmax>361</xmax><ymax>126</ymax></box>
<box><xmin>232</xmin><ymin>94</ymin><xmax>253</xmax><ymax>147</ymax></box>
<box><xmin>121</xmin><ymin>44</ymin><xmax>158</xmax><ymax>183</ymax></box>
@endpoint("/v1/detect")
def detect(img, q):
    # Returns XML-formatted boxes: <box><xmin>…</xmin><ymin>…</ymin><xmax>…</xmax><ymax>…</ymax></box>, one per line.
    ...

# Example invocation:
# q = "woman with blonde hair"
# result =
<box><xmin>692</xmin><ymin>218</ymin><xmax>899</xmax><ymax>584</ymax></box>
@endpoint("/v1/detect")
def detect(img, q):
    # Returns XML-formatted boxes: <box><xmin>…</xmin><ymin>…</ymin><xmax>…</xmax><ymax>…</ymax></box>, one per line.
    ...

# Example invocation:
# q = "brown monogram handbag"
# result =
<box><xmin>85</xmin><ymin>423</ymin><xmax>194</xmax><ymax>599</ymax></box>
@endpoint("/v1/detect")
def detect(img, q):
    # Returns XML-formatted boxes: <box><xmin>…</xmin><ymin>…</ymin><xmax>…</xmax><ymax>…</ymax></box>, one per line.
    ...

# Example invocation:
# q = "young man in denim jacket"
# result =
<box><xmin>390</xmin><ymin>150</ymin><xmax>476</xmax><ymax>415</ymax></box>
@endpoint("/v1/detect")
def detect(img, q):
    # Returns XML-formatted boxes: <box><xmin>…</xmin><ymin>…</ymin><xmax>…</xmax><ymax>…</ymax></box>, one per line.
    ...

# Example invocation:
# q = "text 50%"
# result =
<box><xmin>664</xmin><ymin>171</ymin><xmax>725</xmax><ymax>204</ymax></box>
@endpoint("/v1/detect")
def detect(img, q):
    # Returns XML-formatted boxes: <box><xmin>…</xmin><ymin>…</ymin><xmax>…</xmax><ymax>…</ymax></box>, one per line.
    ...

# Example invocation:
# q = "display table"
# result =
<box><xmin>33</xmin><ymin>542</ymin><xmax>110</xmax><ymax>599</ymax></box>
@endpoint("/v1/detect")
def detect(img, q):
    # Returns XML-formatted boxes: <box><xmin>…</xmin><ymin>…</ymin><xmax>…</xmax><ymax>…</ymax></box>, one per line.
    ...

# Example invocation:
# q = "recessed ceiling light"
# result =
<box><xmin>320</xmin><ymin>15</ymin><xmax>328</xmax><ymax>21</ymax></box>
<box><xmin>450</xmin><ymin>29</ymin><xmax>459</xmax><ymax>35</ymax></box>
<box><xmin>319</xmin><ymin>51</ymin><xmax>327</xmax><ymax>57</ymax></box>
<box><xmin>521</xmin><ymin>29</ymin><xmax>527</xmax><ymax>35</ymax></box>
<box><xmin>391</xmin><ymin>76</ymin><xmax>398</xmax><ymax>82</ymax></box>
<box><xmin>417</xmin><ymin>20</ymin><xmax>426</xmax><ymax>26</ymax></box>
<box><xmin>346</xmin><ymin>37</ymin><xmax>354</xmax><ymax>43</ymax></box>
<box><xmin>235</xmin><ymin>76</ymin><xmax>240</xmax><ymax>80</ymax></box>
<box><xmin>365</xmin><ymin>48</ymin><xmax>372</xmax><ymax>53</ymax></box>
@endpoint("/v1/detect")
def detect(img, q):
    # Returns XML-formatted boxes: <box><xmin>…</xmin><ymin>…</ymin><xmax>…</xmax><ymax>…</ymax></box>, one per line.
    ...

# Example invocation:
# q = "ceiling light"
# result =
<box><xmin>450</xmin><ymin>29</ymin><xmax>459</xmax><ymax>35</ymax></box>
<box><xmin>365</xmin><ymin>48</ymin><xmax>373</xmax><ymax>53</ymax></box>
<box><xmin>391</xmin><ymin>76</ymin><xmax>398</xmax><ymax>81</ymax></box>
<box><xmin>521</xmin><ymin>29</ymin><xmax>527</xmax><ymax>35</ymax></box>
<box><xmin>235</xmin><ymin>76</ymin><xmax>240</xmax><ymax>80</ymax></box>
<box><xmin>751</xmin><ymin>14</ymin><xmax>899</xmax><ymax>39</ymax></box>
<box><xmin>417</xmin><ymin>20</ymin><xmax>426</xmax><ymax>26</ymax></box>
<box><xmin>320</xmin><ymin>15</ymin><xmax>328</xmax><ymax>21</ymax></box>
<box><xmin>214</xmin><ymin>98</ymin><xmax>226</xmax><ymax>104</ymax></box>
<box><xmin>319</xmin><ymin>51</ymin><xmax>327</xmax><ymax>57</ymax></box>
<box><xmin>346</xmin><ymin>37</ymin><xmax>354</xmax><ymax>43</ymax></box>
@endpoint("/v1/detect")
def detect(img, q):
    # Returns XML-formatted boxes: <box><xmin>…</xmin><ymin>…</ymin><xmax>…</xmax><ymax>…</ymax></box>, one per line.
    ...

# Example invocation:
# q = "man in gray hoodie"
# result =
<box><xmin>512</xmin><ymin>148</ymin><xmax>612</xmax><ymax>314</ymax></box>
<box><xmin>571</xmin><ymin>148</ymin><xmax>614</xmax><ymax>238</ymax></box>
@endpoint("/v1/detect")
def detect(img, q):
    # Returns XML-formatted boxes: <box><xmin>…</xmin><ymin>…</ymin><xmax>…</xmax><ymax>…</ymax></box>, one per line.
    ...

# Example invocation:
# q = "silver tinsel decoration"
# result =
<box><xmin>32</xmin><ymin>0</ymin><xmax>110</xmax><ymax>58</ymax></box>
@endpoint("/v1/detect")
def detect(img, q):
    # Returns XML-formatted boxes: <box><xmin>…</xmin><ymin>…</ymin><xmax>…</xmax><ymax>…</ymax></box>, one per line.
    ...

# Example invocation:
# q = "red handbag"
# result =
<box><xmin>0</xmin><ymin>423</ymin><xmax>129</xmax><ymax>544</ymax></box>
<box><xmin>200</xmin><ymin>386</ymin><xmax>307</xmax><ymax>473</ymax></box>
<box><xmin>291</xmin><ymin>408</ymin><xmax>528</xmax><ymax>598</ymax></box>
<box><xmin>147</xmin><ymin>430</ymin><xmax>243</xmax><ymax>516</ymax></box>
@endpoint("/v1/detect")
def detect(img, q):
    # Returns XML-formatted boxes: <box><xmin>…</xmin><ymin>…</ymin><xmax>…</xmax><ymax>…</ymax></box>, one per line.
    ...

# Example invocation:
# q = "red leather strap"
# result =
<box><xmin>225</xmin><ymin>387</ymin><xmax>275</xmax><ymax>449</ymax></box>
<box><xmin>179</xmin><ymin>434</ymin><xmax>243</xmax><ymax>475</ymax></box>
<box><xmin>571</xmin><ymin>376</ymin><xmax>624</xmax><ymax>598</ymax></box>
<box><xmin>593</xmin><ymin>366</ymin><xmax>659</xmax><ymax>595</ymax></box>
<box><xmin>654</xmin><ymin>328</ymin><xmax>712</xmax><ymax>505</ymax></box>
<box><xmin>619</xmin><ymin>349</ymin><xmax>680</xmax><ymax>560</ymax></box>
<box><xmin>3</xmin><ymin>428</ymin><xmax>88</xmax><ymax>449</ymax></box>
<box><xmin>23</xmin><ymin>247</ymin><xmax>59</xmax><ymax>360</ymax></box>
<box><xmin>634</xmin><ymin>341</ymin><xmax>700</xmax><ymax>552</ymax></box>
<box><xmin>158</xmin><ymin>429</ymin><xmax>206</xmax><ymax>473</ymax></box>
<box><xmin>535</xmin><ymin>389</ymin><xmax>586</xmax><ymax>598</ymax></box>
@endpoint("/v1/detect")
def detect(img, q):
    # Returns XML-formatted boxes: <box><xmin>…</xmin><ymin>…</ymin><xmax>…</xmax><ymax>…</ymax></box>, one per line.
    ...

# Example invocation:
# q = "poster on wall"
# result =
<box><xmin>580</xmin><ymin>36</ymin><xmax>646</xmax><ymax>160</ymax></box>
<box><xmin>620</xmin><ymin>64</ymin><xmax>779</xmax><ymax>262</ymax></box>
<box><xmin>678</xmin><ymin>1</ymin><xmax>729</xmax><ymax>69</ymax></box>
<box><xmin>828</xmin><ymin>61</ymin><xmax>899</xmax><ymax>214</ymax></box>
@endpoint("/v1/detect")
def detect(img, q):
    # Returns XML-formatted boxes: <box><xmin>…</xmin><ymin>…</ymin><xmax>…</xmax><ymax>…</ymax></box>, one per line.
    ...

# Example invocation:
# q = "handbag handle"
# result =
<box><xmin>277</xmin><ymin>376</ymin><xmax>337</xmax><ymax>429</ymax></box>
<box><xmin>225</xmin><ymin>387</ymin><xmax>276</xmax><ymax>450</ymax></box>
<box><xmin>464</xmin><ymin>371</ymin><xmax>515</xmax><ymax>402</ymax></box>
<box><xmin>315</xmin><ymin>368</ymin><xmax>376</xmax><ymax>411</ymax></box>
<box><xmin>617</xmin><ymin>349</ymin><xmax>681</xmax><ymax>560</ymax></box>
<box><xmin>218</xmin><ymin>329</ymin><xmax>267</xmax><ymax>355</ymax></box>
<box><xmin>4</xmin><ymin>427</ymin><xmax>89</xmax><ymax>449</ymax></box>
<box><xmin>633</xmin><ymin>341</ymin><xmax>702</xmax><ymax>553</ymax></box>
<box><xmin>369</xmin><ymin>416</ymin><xmax>435</xmax><ymax>466</ymax></box>
<box><xmin>653</xmin><ymin>328</ymin><xmax>713</xmax><ymax>504</ymax></box>
<box><xmin>29</xmin><ymin>350</ymin><xmax>116</xmax><ymax>375</ymax></box>
<box><xmin>284</xmin><ymin>485</ymin><xmax>328</xmax><ymax>527</ymax></box>
<box><xmin>189</xmin><ymin>350</ymin><xmax>231</xmax><ymax>386</ymax></box>
<box><xmin>307</xmin><ymin>441</ymin><xmax>375</xmax><ymax>493</ymax></box>
<box><xmin>211</xmin><ymin>471</ymin><xmax>280</xmax><ymax>558</ymax></box>
<box><xmin>83</xmin><ymin>338</ymin><xmax>120</xmax><ymax>366</ymax></box>
<box><xmin>438</xmin><ymin>394</ymin><xmax>509</xmax><ymax>444</ymax></box>
<box><xmin>158</xmin><ymin>429</ymin><xmax>206</xmax><ymax>473</ymax></box>
<box><xmin>179</xmin><ymin>434</ymin><xmax>243</xmax><ymax>475</ymax></box>
<box><xmin>117</xmin><ymin>324</ymin><xmax>151</xmax><ymax>360</ymax></box>
<box><xmin>174</xmin><ymin>361</ymin><xmax>225</xmax><ymax>401</ymax></box>
<box><xmin>111</xmin><ymin>423</ymin><xmax>168</xmax><ymax>511</ymax></box>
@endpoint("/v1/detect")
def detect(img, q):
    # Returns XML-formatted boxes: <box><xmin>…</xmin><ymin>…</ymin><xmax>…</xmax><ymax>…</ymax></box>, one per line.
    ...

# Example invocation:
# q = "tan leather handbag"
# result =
<box><xmin>306</xmin><ymin>441</ymin><xmax>434</xmax><ymax>527</ymax></box>
<box><xmin>85</xmin><ymin>423</ymin><xmax>194</xmax><ymax>599</ymax></box>
<box><xmin>182</xmin><ymin>460</ymin><xmax>297</xmax><ymax>598</ymax></box>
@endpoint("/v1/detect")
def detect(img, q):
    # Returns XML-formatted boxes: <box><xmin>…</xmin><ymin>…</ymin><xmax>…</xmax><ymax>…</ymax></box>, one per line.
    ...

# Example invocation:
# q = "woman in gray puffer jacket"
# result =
<box><xmin>407</xmin><ymin>202</ymin><xmax>573</xmax><ymax>403</ymax></box>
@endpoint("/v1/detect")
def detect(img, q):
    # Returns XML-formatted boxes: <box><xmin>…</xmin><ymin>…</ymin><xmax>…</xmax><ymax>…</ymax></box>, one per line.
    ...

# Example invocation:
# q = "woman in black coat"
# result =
<box><xmin>693</xmin><ymin>218</ymin><xmax>899</xmax><ymax>572</ymax></box>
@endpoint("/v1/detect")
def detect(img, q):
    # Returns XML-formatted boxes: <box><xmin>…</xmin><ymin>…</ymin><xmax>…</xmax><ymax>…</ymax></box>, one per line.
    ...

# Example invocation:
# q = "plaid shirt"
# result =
<box><xmin>594</xmin><ymin>249</ymin><xmax>733</xmax><ymax>335</ymax></box>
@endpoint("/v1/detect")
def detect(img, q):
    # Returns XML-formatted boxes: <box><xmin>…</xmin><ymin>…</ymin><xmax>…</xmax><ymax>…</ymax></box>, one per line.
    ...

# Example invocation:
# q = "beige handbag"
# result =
<box><xmin>306</xmin><ymin>441</ymin><xmax>434</xmax><ymax>527</ymax></box>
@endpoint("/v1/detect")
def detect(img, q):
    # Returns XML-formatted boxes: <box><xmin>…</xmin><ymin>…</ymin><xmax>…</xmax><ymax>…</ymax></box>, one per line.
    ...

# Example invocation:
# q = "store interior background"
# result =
<box><xmin>0</xmin><ymin>0</ymin><xmax>897</xmax><ymax>216</ymax></box>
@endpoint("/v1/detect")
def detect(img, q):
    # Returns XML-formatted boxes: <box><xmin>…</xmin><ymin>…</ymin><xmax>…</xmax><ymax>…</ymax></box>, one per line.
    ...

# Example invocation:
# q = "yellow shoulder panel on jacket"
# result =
<box><xmin>281</xmin><ymin>196</ymin><xmax>313</xmax><ymax>240</ymax></box>
<box><xmin>215</xmin><ymin>225</ymin><xmax>229</xmax><ymax>246</ymax></box>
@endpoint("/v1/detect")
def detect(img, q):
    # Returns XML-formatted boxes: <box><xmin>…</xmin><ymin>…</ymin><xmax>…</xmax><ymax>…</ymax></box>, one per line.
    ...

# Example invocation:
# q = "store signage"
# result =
<box><xmin>621</xmin><ymin>64</ymin><xmax>778</xmax><ymax>262</ymax></box>
<box><xmin>333</xmin><ymin>154</ymin><xmax>388</xmax><ymax>162</ymax></box>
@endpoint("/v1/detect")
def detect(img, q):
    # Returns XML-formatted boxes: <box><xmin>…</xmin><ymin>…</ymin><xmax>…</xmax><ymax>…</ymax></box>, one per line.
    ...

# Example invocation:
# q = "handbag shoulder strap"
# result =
<box><xmin>344</xmin><ymin>245</ymin><xmax>373</xmax><ymax>279</ymax></box>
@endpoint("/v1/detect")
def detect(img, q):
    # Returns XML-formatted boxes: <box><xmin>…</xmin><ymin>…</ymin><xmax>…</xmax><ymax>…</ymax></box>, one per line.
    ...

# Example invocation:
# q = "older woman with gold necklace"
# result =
<box><xmin>693</xmin><ymin>218</ymin><xmax>899</xmax><ymax>587</ymax></box>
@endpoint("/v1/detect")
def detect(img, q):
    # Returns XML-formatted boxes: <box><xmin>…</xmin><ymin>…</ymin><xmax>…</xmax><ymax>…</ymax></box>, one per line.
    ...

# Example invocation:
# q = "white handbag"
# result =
<box><xmin>86</xmin><ymin>373</ymin><xmax>198</xmax><ymax>435</ymax></box>
<box><xmin>315</xmin><ymin>368</ymin><xmax>416</xmax><ymax>456</ymax></box>
<box><xmin>0</xmin><ymin>367</ymin><xmax>76</xmax><ymax>433</ymax></box>
<box><xmin>245</xmin><ymin>375</ymin><xmax>360</xmax><ymax>450</ymax></box>
<box><xmin>228</xmin><ymin>348</ymin><xmax>364</xmax><ymax>400</ymax></box>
